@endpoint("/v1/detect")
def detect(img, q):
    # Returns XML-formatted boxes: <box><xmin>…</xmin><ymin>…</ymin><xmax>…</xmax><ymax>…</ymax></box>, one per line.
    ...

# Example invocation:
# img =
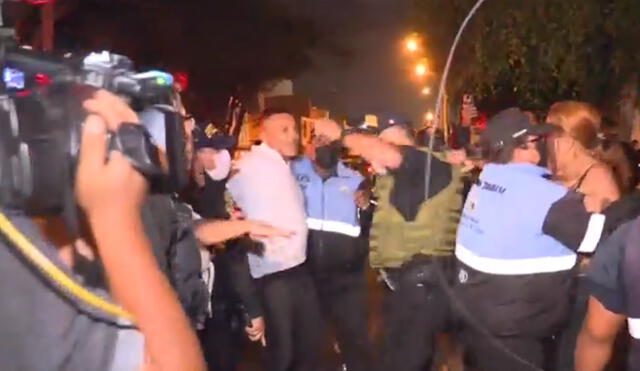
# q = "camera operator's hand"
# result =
<box><xmin>76</xmin><ymin>92</ymin><xmax>147</xmax><ymax>216</ymax></box>
<box><xmin>83</xmin><ymin>90</ymin><xmax>139</xmax><ymax>130</ymax></box>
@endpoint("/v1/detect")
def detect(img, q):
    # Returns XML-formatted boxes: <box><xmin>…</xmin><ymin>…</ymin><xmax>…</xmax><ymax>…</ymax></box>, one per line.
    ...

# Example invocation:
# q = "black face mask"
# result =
<box><xmin>315</xmin><ymin>141</ymin><xmax>341</xmax><ymax>170</ymax></box>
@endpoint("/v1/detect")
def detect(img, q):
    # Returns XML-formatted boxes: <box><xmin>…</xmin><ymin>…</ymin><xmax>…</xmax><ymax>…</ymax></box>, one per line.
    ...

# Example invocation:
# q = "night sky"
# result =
<box><xmin>281</xmin><ymin>0</ymin><xmax>431</xmax><ymax>125</ymax></box>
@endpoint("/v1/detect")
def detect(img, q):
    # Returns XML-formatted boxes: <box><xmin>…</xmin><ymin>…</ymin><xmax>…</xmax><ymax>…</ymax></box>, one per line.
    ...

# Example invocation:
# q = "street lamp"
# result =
<box><xmin>425</xmin><ymin>112</ymin><xmax>434</xmax><ymax>122</ymax></box>
<box><xmin>406</xmin><ymin>39</ymin><xmax>418</xmax><ymax>53</ymax></box>
<box><xmin>415</xmin><ymin>61</ymin><xmax>428</xmax><ymax>77</ymax></box>
<box><xmin>421</xmin><ymin>87</ymin><xmax>431</xmax><ymax>95</ymax></box>
<box><xmin>405</xmin><ymin>33</ymin><xmax>420</xmax><ymax>53</ymax></box>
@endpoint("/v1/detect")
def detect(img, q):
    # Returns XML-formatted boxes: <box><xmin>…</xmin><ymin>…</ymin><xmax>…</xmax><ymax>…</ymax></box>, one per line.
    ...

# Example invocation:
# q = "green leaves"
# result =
<box><xmin>411</xmin><ymin>0</ymin><xmax>640</xmax><ymax>111</ymax></box>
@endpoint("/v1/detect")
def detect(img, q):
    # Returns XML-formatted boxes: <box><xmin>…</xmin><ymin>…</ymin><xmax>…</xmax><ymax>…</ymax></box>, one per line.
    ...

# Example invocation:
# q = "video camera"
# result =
<box><xmin>0</xmin><ymin>40</ymin><xmax>189</xmax><ymax>216</ymax></box>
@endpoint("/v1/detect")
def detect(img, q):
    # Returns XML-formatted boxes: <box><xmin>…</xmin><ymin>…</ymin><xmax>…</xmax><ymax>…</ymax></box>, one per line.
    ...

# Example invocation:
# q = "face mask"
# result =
<box><xmin>315</xmin><ymin>141</ymin><xmax>341</xmax><ymax>170</ymax></box>
<box><xmin>205</xmin><ymin>149</ymin><xmax>232</xmax><ymax>181</ymax></box>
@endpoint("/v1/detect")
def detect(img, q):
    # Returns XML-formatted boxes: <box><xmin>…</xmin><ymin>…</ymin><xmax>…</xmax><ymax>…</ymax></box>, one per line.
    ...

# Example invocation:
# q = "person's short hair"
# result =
<box><xmin>259</xmin><ymin>107</ymin><xmax>293</xmax><ymax>125</ymax></box>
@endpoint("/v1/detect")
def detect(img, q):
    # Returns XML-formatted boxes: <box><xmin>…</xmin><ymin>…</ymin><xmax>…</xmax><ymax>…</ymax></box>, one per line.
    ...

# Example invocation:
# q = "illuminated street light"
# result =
<box><xmin>406</xmin><ymin>39</ymin><xmax>418</xmax><ymax>52</ymax></box>
<box><xmin>425</xmin><ymin>112</ymin><xmax>434</xmax><ymax>121</ymax></box>
<box><xmin>421</xmin><ymin>87</ymin><xmax>431</xmax><ymax>95</ymax></box>
<box><xmin>415</xmin><ymin>60</ymin><xmax>428</xmax><ymax>77</ymax></box>
<box><xmin>404</xmin><ymin>33</ymin><xmax>420</xmax><ymax>53</ymax></box>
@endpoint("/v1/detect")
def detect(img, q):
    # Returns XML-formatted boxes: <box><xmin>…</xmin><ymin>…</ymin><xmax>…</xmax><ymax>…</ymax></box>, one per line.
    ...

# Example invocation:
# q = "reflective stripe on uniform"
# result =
<box><xmin>629</xmin><ymin>318</ymin><xmax>640</xmax><ymax>339</ymax></box>
<box><xmin>455</xmin><ymin>244</ymin><xmax>576</xmax><ymax>275</ymax></box>
<box><xmin>307</xmin><ymin>218</ymin><xmax>361</xmax><ymax>237</ymax></box>
<box><xmin>577</xmin><ymin>213</ymin><xmax>606</xmax><ymax>254</ymax></box>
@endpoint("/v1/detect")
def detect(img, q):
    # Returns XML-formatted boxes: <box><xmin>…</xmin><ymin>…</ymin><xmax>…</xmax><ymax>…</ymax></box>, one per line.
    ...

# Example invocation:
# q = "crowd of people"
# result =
<box><xmin>4</xmin><ymin>82</ymin><xmax>640</xmax><ymax>371</ymax></box>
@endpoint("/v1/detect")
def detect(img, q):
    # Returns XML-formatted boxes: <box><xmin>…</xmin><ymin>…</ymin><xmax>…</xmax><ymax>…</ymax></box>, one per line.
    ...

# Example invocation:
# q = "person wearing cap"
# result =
<box><xmin>290</xmin><ymin>120</ymin><xmax>373</xmax><ymax>371</ymax></box>
<box><xmin>190</xmin><ymin>121</ymin><xmax>255</xmax><ymax>371</ymax></box>
<box><xmin>192</xmin><ymin>122</ymin><xmax>237</xmax><ymax>219</ymax></box>
<box><xmin>453</xmin><ymin>107</ymin><xmax>629</xmax><ymax>370</ymax></box>
<box><xmin>313</xmin><ymin>117</ymin><xmax>465</xmax><ymax>371</ymax></box>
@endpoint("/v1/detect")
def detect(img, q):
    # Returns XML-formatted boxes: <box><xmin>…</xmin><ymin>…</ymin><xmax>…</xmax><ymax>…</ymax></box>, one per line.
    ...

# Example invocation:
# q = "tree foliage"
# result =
<box><xmin>412</xmin><ymin>0</ymin><xmax>640</xmax><ymax>112</ymax></box>
<box><xmin>18</xmin><ymin>0</ymin><xmax>339</xmax><ymax>118</ymax></box>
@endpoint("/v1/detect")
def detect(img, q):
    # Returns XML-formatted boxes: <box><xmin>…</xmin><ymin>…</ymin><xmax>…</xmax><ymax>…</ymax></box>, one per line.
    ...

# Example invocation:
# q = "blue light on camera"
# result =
<box><xmin>3</xmin><ymin>67</ymin><xmax>25</xmax><ymax>90</ymax></box>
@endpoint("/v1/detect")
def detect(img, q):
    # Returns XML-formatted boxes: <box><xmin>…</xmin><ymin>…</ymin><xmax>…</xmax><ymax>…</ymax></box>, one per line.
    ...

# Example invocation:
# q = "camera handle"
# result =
<box><xmin>107</xmin><ymin>123</ymin><xmax>163</xmax><ymax>179</ymax></box>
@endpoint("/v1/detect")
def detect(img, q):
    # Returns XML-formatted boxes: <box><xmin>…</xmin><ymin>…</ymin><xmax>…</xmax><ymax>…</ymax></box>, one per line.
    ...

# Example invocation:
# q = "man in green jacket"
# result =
<box><xmin>314</xmin><ymin>118</ymin><xmax>464</xmax><ymax>371</ymax></box>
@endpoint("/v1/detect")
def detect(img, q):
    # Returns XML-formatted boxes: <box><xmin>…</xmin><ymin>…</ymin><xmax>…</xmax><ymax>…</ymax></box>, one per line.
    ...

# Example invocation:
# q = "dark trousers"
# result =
<box><xmin>554</xmin><ymin>275</ymin><xmax>589</xmax><ymax>371</ymax></box>
<box><xmin>256</xmin><ymin>264</ymin><xmax>324</xmax><ymax>371</ymax></box>
<box><xmin>198</xmin><ymin>315</ymin><xmax>245</xmax><ymax>371</ymax></box>
<box><xmin>462</xmin><ymin>332</ymin><xmax>549</xmax><ymax>371</ymax></box>
<box><xmin>313</xmin><ymin>264</ymin><xmax>372</xmax><ymax>371</ymax></box>
<box><xmin>455</xmin><ymin>263</ymin><xmax>573</xmax><ymax>371</ymax></box>
<box><xmin>379</xmin><ymin>257</ymin><xmax>452</xmax><ymax>371</ymax></box>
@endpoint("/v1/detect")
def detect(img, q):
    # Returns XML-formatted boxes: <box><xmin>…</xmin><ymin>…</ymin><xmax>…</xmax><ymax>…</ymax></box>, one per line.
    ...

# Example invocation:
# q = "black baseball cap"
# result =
<box><xmin>193</xmin><ymin>122</ymin><xmax>237</xmax><ymax>151</ymax></box>
<box><xmin>481</xmin><ymin>108</ymin><xmax>555</xmax><ymax>150</ymax></box>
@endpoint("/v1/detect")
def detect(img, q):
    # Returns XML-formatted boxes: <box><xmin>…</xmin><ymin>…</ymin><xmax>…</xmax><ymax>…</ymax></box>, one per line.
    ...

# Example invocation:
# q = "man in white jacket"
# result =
<box><xmin>227</xmin><ymin>108</ymin><xmax>323</xmax><ymax>371</ymax></box>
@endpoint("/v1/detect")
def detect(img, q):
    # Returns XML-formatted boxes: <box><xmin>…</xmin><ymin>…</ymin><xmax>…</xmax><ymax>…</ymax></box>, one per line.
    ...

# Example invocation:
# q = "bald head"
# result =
<box><xmin>260</xmin><ymin>110</ymin><xmax>299</xmax><ymax>158</ymax></box>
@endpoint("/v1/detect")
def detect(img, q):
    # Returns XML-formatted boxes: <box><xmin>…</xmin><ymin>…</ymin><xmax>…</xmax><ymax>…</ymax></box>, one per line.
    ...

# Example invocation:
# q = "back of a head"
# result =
<box><xmin>547</xmin><ymin>101</ymin><xmax>601</xmax><ymax>150</ymax></box>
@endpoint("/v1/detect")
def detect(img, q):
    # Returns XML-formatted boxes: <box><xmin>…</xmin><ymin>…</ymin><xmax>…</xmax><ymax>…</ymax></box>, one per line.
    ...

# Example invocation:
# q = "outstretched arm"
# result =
<box><xmin>195</xmin><ymin>219</ymin><xmax>293</xmax><ymax>246</ymax></box>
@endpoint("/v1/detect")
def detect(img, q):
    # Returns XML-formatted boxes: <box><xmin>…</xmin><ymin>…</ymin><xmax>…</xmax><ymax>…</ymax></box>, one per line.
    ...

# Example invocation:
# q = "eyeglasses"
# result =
<box><xmin>526</xmin><ymin>137</ymin><xmax>540</xmax><ymax>144</ymax></box>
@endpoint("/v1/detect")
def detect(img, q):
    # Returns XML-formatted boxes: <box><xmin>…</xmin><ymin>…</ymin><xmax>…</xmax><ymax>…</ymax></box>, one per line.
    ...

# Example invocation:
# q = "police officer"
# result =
<box><xmin>313</xmin><ymin>118</ymin><xmax>465</xmax><ymax>371</ymax></box>
<box><xmin>291</xmin><ymin>121</ymin><xmax>372</xmax><ymax>371</ymax></box>
<box><xmin>454</xmin><ymin>108</ymin><xmax>627</xmax><ymax>371</ymax></box>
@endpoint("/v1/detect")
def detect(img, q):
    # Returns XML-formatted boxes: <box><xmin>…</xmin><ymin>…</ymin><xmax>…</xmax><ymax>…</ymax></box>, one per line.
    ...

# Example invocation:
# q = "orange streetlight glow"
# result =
<box><xmin>406</xmin><ymin>39</ymin><xmax>419</xmax><ymax>52</ymax></box>
<box><xmin>425</xmin><ymin>112</ymin><xmax>434</xmax><ymax>121</ymax></box>
<box><xmin>415</xmin><ymin>62</ymin><xmax>428</xmax><ymax>77</ymax></box>
<box><xmin>421</xmin><ymin>87</ymin><xmax>431</xmax><ymax>95</ymax></box>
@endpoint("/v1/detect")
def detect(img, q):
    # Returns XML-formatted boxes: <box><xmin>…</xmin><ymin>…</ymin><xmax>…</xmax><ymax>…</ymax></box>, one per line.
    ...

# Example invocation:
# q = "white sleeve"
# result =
<box><xmin>226</xmin><ymin>159</ymin><xmax>251</xmax><ymax>208</ymax></box>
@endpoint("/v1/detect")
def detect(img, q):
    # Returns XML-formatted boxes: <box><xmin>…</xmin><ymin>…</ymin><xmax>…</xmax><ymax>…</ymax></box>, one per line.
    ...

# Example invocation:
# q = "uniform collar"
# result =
<box><xmin>310</xmin><ymin>158</ymin><xmax>353</xmax><ymax>179</ymax></box>
<box><xmin>499</xmin><ymin>162</ymin><xmax>551</xmax><ymax>177</ymax></box>
<box><xmin>336</xmin><ymin>161</ymin><xmax>353</xmax><ymax>177</ymax></box>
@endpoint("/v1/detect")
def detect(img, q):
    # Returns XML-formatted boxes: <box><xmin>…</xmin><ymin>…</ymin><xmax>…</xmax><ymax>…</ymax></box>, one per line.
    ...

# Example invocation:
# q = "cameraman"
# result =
<box><xmin>0</xmin><ymin>90</ymin><xmax>205</xmax><ymax>370</ymax></box>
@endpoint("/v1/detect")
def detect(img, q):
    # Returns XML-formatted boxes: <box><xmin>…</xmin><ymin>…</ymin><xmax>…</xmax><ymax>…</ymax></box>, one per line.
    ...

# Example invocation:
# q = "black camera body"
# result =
<box><xmin>0</xmin><ymin>43</ymin><xmax>188</xmax><ymax>216</ymax></box>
